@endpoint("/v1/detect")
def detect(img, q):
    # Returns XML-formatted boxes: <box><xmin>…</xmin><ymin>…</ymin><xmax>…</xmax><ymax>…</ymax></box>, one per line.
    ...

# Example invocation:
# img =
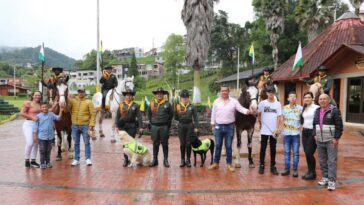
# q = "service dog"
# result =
<box><xmin>191</xmin><ymin>136</ymin><xmax>215</xmax><ymax>167</ymax></box>
<box><xmin>117</xmin><ymin>130</ymin><xmax>152</xmax><ymax>167</ymax></box>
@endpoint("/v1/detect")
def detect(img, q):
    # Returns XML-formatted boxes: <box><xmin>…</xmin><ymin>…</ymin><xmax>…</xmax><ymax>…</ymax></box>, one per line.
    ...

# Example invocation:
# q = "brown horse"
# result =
<box><xmin>48</xmin><ymin>78</ymin><xmax>73</xmax><ymax>160</ymax></box>
<box><xmin>233</xmin><ymin>84</ymin><xmax>259</xmax><ymax>168</ymax></box>
<box><xmin>309</xmin><ymin>82</ymin><xmax>323</xmax><ymax>104</ymax></box>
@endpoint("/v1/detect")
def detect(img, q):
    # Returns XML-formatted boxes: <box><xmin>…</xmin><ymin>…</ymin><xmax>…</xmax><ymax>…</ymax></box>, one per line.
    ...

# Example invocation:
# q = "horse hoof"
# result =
<box><xmin>249</xmin><ymin>164</ymin><xmax>255</xmax><ymax>168</ymax></box>
<box><xmin>110</xmin><ymin>139</ymin><xmax>116</xmax><ymax>143</ymax></box>
<box><xmin>91</xmin><ymin>137</ymin><xmax>97</xmax><ymax>141</ymax></box>
<box><xmin>100</xmin><ymin>134</ymin><xmax>105</xmax><ymax>138</ymax></box>
<box><xmin>235</xmin><ymin>164</ymin><xmax>241</xmax><ymax>168</ymax></box>
<box><xmin>56</xmin><ymin>156</ymin><xmax>62</xmax><ymax>161</ymax></box>
<box><xmin>68</xmin><ymin>154</ymin><xmax>74</xmax><ymax>159</ymax></box>
<box><xmin>61</xmin><ymin>148</ymin><xmax>65</xmax><ymax>152</ymax></box>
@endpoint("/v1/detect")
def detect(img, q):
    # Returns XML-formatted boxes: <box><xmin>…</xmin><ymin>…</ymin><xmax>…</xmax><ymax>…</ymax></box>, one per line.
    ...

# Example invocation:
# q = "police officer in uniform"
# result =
<box><xmin>259</xmin><ymin>66</ymin><xmax>274</xmax><ymax>88</ymax></box>
<box><xmin>303</xmin><ymin>66</ymin><xmax>333</xmax><ymax>95</ymax></box>
<box><xmin>100</xmin><ymin>66</ymin><xmax>118</xmax><ymax>110</ymax></box>
<box><xmin>115</xmin><ymin>89</ymin><xmax>144</xmax><ymax>167</ymax></box>
<box><xmin>42</xmin><ymin>67</ymin><xmax>69</xmax><ymax>89</ymax></box>
<box><xmin>148</xmin><ymin>87</ymin><xmax>173</xmax><ymax>167</ymax></box>
<box><xmin>175</xmin><ymin>89</ymin><xmax>199</xmax><ymax>168</ymax></box>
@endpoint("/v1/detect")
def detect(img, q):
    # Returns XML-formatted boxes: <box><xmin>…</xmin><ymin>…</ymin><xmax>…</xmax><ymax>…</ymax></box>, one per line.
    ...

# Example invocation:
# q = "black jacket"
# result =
<box><xmin>313</xmin><ymin>105</ymin><xmax>343</xmax><ymax>142</ymax></box>
<box><xmin>100</xmin><ymin>74</ymin><xmax>118</xmax><ymax>91</ymax></box>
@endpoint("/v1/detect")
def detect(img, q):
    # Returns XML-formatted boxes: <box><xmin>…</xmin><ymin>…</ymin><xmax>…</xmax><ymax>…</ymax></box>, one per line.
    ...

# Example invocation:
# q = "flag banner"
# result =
<box><xmin>39</xmin><ymin>43</ymin><xmax>45</xmax><ymax>62</ymax></box>
<box><xmin>292</xmin><ymin>42</ymin><xmax>303</xmax><ymax>71</ymax></box>
<box><xmin>248</xmin><ymin>44</ymin><xmax>255</xmax><ymax>64</ymax></box>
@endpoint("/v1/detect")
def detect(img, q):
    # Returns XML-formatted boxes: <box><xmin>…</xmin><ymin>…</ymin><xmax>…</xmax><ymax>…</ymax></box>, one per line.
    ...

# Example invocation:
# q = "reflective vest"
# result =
<box><xmin>123</xmin><ymin>140</ymin><xmax>147</xmax><ymax>155</ymax></box>
<box><xmin>192</xmin><ymin>139</ymin><xmax>211</xmax><ymax>152</ymax></box>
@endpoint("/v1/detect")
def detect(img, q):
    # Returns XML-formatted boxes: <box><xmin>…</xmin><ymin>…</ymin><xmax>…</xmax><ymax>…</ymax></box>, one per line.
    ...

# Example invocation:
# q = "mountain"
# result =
<box><xmin>0</xmin><ymin>46</ymin><xmax>76</xmax><ymax>69</ymax></box>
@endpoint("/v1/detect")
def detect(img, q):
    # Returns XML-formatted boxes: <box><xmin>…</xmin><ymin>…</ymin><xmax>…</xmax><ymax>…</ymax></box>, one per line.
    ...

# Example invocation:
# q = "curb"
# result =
<box><xmin>0</xmin><ymin>114</ymin><xmax>17</xmax><ymax>125</ymax></box>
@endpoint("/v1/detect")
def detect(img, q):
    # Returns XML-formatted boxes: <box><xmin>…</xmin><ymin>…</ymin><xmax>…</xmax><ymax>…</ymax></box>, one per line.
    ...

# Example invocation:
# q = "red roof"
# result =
<box><xmin>272</xmin><ymin>12</ymin><xmax>364</xmax><ymax>81</ymax></box>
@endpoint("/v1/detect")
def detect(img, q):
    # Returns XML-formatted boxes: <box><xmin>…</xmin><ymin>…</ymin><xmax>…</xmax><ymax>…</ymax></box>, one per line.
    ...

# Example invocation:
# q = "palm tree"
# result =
<box><xmin>181</xmin><ymin>0</ymin><xmax>218</xmax><ymax>103</ymax></box>
<box><xmin>349</xmin><ymin>0</ymin><xmax>364</xmax><ymax>16</ymax></box>
<box><xmin>259</xmin><ymin>0</ymin><xmax>286</xmax><ymax>70</ymax></box>
<box><xmin>295</xmin><ymin>0</ymin><xmax>331</xmax><ymax>43</ymax></box>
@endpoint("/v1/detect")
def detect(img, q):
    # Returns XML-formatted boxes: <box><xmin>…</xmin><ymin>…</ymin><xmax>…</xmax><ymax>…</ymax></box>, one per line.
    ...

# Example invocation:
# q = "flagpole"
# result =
<box><xmin>41</xmin><ymin>42</ymin><xmax>45</xmax><ymax>96</ymax></box>
<box><xmin>236</xmin><ymin>47</ymin><xmax>240</xmax><ymax>91</ymax></box>
<box><xmin>96</xmin><ymin>0</ymin><xmax>101</xmax><ymax>92</ymax></box>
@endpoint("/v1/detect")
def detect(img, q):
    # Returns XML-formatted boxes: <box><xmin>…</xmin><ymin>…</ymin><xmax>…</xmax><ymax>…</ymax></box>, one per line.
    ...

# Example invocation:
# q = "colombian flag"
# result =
<box><xmin>140</xmin><ymin>96</ymin><xmax>150</xmax><ymax>112</ymax></box>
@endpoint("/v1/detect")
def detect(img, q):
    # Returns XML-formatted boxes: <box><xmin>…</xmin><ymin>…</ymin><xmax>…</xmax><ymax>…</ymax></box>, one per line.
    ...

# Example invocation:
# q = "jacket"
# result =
<box><xmin>68</xmin><ymin>96</ymin><xmax>96</xmax><ymax>126</ymax></box>
<box><xmin>313</xmin><ymin>105</ymin><xmax>343</xmax><ymax>142</ymax></box>
<box><xmin>100</xmin><ymin>73</ymin><xmax>118</xmax><ymax>91</ymax></box>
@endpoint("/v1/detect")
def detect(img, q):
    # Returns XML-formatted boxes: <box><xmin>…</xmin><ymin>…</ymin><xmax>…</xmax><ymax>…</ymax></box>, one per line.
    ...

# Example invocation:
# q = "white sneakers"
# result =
<box><xmin>71</xmin><ymin>159</ymin><xmax>92</xmax><ymax>166</ymax></box>
<box><xmin>317</xmin><ymin>177</ymin><xmax>329</xmax><ymax>186</ymax></box>
<box><xmin>86</xmin><ymin>159</ymin><xmax>92</xmax><ymax>166</ymax></box>
<box><xmin>327</xmin><ymin>181</ymin><xmax>336</xmax><ymax>191</ymax></box>
<box><xmin>318</xmin><ymin>177</ymin><xmax>336</xmax><ymax>191</ymax></box>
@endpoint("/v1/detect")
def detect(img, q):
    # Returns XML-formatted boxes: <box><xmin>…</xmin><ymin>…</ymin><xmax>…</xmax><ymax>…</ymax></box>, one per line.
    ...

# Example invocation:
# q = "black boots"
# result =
<box><xmin>25</xmin><ymin>160</ymin><xmax>30</xmax><ymax>168</ymax></box>
<box><xmin>162</xmin><ymin>145</ymin><xmax>169</xmax><ymax>168</ymax></box>
<box><xmin>185</xmin><ymin>159</ymin><xmax>191</xmax><ymax>167</ymax></box>
<box><xmin>180</xmin><ymin>159</ymin><xmax>186</xmax><ymax>167</ymax></box>
<box><xmin>180</xmin><ymin>146</ymin><xmax>186</xmax><ymax>167</ymax></box>
<box><xmin>150</xmin><ymin>145</ymin><xmax>159</xmax><ymax>167</ymax></box>
<box><xmin>123</xmin><ymin>154</ymin><xmax>130</xmax><ymax>167</ymax></box>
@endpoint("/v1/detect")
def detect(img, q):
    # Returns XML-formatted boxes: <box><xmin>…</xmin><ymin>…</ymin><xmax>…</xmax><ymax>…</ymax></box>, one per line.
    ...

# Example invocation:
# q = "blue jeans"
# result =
<box><xmin>283</xmin><ymin>134</ymin><xmax>300</xmax><ymax>170</ymax></box>
<box><xmin>71</xmin><ymin>125</ymin><xmax>91</xmax><ymax>161</ymax></box>
<box><xmin>213</xmin><ymin>123</ymin><xmax>234</xmax><ymax>164</ymax></box>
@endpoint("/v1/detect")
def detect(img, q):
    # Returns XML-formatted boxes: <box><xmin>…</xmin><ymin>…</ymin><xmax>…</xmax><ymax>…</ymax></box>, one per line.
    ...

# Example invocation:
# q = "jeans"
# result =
<box><xmin>213</xmin><ymin>123</ymin><xmax>234</xmax><ymax>164</ymax></box>
<box><xmin>283</xmin><ymin>134</ymin><xmax>300</xmax><ymax>170</ymax></box>
<box><xmin>302</xmin><ymin>128</ymin><xmax>317</xmax><ymax>174</ymax></box>
<box><xmin>317</xmin><ymin>140</ymin><xmax>338</xmax><ymax>181</ymax></box>
<box><xmin>38</xmin><ymin>139</ymin><xmax>52</xmax><ymax>164</ymax></box>
<box><xmin>71</xmin><ymin>125</ymin><xmax>91</xmax><ymax>161</ymax></box>
<box><xmin>260</xmin><ymin>135</ymin><xmax>277</xmax><ymax>167</ymax></box>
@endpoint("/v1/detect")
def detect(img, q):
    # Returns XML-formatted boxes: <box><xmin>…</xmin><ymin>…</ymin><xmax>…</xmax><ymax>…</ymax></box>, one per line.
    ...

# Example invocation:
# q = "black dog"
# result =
<box><xmin>191</xmin><ymin>136</ymin><xmax>215</xmax><ymax>167</ymax></box>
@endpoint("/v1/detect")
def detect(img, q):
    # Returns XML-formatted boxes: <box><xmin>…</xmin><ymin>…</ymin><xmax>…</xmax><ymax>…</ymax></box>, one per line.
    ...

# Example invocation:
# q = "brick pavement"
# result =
<box><xmin>0</xmin><ymin>118</ymin><xmax>363</xmax><ymax>205</ymax></box>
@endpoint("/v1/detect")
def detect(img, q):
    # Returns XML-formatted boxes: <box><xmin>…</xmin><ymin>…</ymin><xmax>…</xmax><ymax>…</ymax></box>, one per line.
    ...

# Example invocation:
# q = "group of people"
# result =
<box><xmin>20</xmin><ymin>65</ymin><xmax>342</xmax><ymax>191</ymax></box>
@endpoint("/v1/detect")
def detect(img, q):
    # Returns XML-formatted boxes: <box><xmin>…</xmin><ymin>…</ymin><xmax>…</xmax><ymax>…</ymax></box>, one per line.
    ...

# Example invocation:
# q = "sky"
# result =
<box><xmin>0</xmin><ymin>0</ymin><xmax>360</xmax><ymax>60</ymax></box>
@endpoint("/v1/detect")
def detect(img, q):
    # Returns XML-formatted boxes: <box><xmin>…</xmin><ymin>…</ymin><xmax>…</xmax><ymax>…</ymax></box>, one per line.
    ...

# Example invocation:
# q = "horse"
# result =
<box><xmin>309</xmin><ymin>82</ymin><xmax>323</xmax><ymax>104</ymax></box>
<box><xmin>232</xmin><ymin>84</ymin><xmax>259</xmax><ymax>168</ymax></box>
<box><xmin>47</xmin><ymin>78</ymin><xmax>73</xmax><ymax>160</ymax></box>
<box><xmin>96</xmin><ymin>76</ymin><xmax>134</xmax><ymax>143</ymax></box>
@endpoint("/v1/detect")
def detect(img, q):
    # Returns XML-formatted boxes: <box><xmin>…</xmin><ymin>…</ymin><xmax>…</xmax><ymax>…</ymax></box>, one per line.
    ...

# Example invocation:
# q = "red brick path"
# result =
<box><xmin>0</xmin><ymin>118</ymin><xmax>363</xmax><ymax>204</ymax></box>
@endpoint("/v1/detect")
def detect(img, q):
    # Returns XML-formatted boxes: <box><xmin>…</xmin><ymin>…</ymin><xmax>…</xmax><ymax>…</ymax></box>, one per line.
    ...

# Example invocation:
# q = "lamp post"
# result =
<box><xmin>13</xmin><ymin>65</ymin><xmax>16</xmax><ymax>98</ymax></box>
<box><xmin>96</xmin><ymin>0</ymin><xmax>101</xmax><ymax>92</ymax></box>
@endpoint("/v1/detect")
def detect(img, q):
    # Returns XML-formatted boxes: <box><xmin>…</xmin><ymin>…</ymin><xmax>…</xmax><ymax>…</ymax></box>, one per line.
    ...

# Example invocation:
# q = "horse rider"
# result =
<box><xmin>302</xmin><ymin>66</ymin><xmax>333</xmax><ymax>95</ymax></box>
<box><xmin>148</xmin><ymin>87</ymin><xmax>173</xmax><ymax>168</ymax></box>
<box><xmin>99</xmin><ymin>65</ymin><xmax>118</xmax><ymax>110</ymax></box>
<box><xmin>174</xmin><ymin>89</ymin><xmax>199</xmax><ymax>168</ymax></box>
<box><xmin>259</xmin><ymin>66</ymin><xmax>274</xmax><ymax>88</ymax></box>
<box><xmin>115</xmin><ymin>89</ymin><xmax>144</xmax><ymax>167</ymax></box>
<box><xmin>42</xmin><ymin>67</ymin><xmax>69</xmax><ymax>89</ymax></box>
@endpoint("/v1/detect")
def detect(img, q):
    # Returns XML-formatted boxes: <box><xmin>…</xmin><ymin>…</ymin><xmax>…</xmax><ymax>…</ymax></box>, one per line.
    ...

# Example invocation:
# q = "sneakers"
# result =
<box><xmin>227</xmin><ymin>164</ymin><xmax>235</xmax><ymax>172</ymax></box>
<box><xmin>318</xmin><ymin>177</ymin><xmax>329</xmax><ymax>186</ymax></box>
<box><xmin>292</xmin><ymin>170</ymin><xmax>298</xmax><ymax>177</ymax></box>
<box><xmin>271</xmin><ymin>167</ymin><xmax>279</xmax><ymax>175</ymax></box>
<box><xmin>281</xmin><ymin>169</ymin><xmax>290</xmax><ymax>176</ymax></box>
<box><xmin>40</xmin><ymin>163</ymin><xmax>47</xmax><ymax>169</ymax></box>
<box><xmin>46</xmin><ymin>162</ymin><xmax>53</xmax><ymax>168</ymax></box>
<box><xmin>258</xmin><ymin>165</ymin><xmax>265</xmax><ymax>174</ymax></box>
<box><xmin>30</xmin><ymin>160</ymin><xmax>40</xmax><ymax>168</ymax></box>
<box><xmin>71</xmin><ymin>160</ymin><xmax>80</xmax><ymax>166</ymax></box>
<box><xmin>86</xmin><ymin>159</ymin><xmax>92</xmax><ymax>166</ymax></box>
<box><xmin>208</xmin><ymin>163</ymin><xmax>219</xmax><ymax>170</ymax></box>
<box><xmin>327</xmin><ymin>180</ymin><xmax>336</xmax><ymax>191</ymax></box>
<box><xmin>25</xmin><ymin>160</ymin><xmax>30</xmax><ymax>168</ymax></box>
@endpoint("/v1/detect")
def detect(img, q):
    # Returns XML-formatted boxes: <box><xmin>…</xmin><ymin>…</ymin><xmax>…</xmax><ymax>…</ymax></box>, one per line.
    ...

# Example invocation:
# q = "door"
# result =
<box><xmin>346</xmin><ymin>77</ymin><xmax>364</xmax><ymax>123</ymax></box>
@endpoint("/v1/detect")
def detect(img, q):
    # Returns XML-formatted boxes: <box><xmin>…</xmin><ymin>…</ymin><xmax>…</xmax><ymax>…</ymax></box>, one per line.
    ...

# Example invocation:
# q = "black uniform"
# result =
<box><xmin>99</xmin><ymin>72</ymin><xmax>118</xmax><ymax>109</ymax></box>
<box><xmin>115</xmin><ymin>101</ymin><xmax>143</xmax><ymax>137</ymax></box>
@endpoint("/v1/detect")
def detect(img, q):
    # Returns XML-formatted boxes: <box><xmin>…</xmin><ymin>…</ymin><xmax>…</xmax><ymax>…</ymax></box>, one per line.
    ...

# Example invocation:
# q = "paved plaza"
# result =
<box><xmin>0</xmin><ymin>118</ymin><xmax>363</xmax><ymax>205</ymax></box>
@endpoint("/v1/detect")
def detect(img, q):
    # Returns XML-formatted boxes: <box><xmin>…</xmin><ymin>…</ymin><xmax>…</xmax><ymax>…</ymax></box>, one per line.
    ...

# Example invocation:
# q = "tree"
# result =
<box><xmin>128</xmin><ymin>51</ymin><xmax>139</xmax><ymax>77</ymax></box>
<box><xmin>75</xmin><ymin>49</ymin><xmax>118</xmax><ymax>71</ymax></box>
<box><xmin>350</xmin><ymin>0</ymin><xmax>364</xmax><ymax>16</ymax></box>
<box><xmin>182</xmin><ymin>0</ymin><xmax>218</xmax><ymax>103</ymax></box>
<box><xmin>161</xmin><ymin>34</ymin><xmax>185</xmax><ymax>89</ymax></box>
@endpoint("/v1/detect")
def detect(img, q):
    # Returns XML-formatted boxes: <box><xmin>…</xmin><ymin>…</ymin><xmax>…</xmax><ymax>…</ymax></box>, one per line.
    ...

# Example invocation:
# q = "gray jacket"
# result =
<box><xmin>313</xmin><ymin>105</ymin><xmax>343</xmax><ymax>142</ymax></box>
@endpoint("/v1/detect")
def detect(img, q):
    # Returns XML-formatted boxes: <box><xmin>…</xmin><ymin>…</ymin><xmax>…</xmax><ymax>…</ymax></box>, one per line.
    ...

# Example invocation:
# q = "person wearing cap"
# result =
<box><xmin>174</xmin><ymin>89</ymin><xmax>199</xmax><ymax>168</ymax></box>
<box><xmin>148</xmin><ymin>87</ymin><xmax>173</xmax><ymax>167</ymax></box>
<box><xmin>42</xmin><ymin>67</ymin><xmax>69</xmax><ymax>89</ymax></box>
<box><xmin>99</xmin><ymin>66</ymin><xmax>118</xmax><ymax>110</ymax></box>
<box><xmin>302</xmin><ymin>66</ymin><xmax>333</xmax><ymax>95</ymax></box>
<box><xmin>259</xmin><ymin>67</ymin><xmax>274</xmax><ymax>88</ymax></box>
<box><xmin>67</xmin><ymin>87</ymin><xmax>96</xmax><ymax>166</ymax></box>
<box><xmin>257</xmin><ymin>85</ymin><xmax>283</xmax><ymax>175</ymax></box>
<box><xmin>115</xmin><ymin>89</ymin><xmax>144</xmax><ymax>167</ymax></box>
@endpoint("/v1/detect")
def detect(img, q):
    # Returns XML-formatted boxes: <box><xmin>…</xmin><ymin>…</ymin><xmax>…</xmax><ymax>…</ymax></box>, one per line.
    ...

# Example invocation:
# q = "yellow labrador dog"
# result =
<box><xmin>117</xmin><ymin>130</ymin><xmax>152</xmax><ymax>167</ymax></box>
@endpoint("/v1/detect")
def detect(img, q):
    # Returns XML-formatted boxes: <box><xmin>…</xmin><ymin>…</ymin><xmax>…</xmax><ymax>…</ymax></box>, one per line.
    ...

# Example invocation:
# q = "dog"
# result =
<box><xmin>117</xmin><ymin>130</ymin><xmax>152</xmax><ymax>167</ymax></box>
<box><xmin>191</xmin><ymin>136</ymin><xmax>215</xmax><ymax>167</ymax></box>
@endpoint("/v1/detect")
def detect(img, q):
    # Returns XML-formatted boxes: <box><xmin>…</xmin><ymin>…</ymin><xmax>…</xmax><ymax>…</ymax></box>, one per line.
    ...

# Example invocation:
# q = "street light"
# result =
<box><xmin>13</xmin><ymin>65</ymin><xmax>16</xmax><ymax>98</ymax></box>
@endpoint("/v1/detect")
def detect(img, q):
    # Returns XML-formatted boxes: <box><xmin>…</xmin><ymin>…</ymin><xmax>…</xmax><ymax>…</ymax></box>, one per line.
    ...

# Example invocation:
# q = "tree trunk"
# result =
<box><xmin>270</xmin><ymin>33</ymin><xmax>279</xmax><ymax>70</ymax></box>
<box><xmin>193</xmin><ymin>65</ymin><xmax>201</xmax><ymax>104</ymax></box>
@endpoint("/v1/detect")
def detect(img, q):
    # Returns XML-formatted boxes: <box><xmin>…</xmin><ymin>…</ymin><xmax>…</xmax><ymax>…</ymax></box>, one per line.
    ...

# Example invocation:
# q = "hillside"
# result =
<box><xmin>0</xmin><ymin>46</ymin><xmax>76</xmax><ymax>69</ymax></box>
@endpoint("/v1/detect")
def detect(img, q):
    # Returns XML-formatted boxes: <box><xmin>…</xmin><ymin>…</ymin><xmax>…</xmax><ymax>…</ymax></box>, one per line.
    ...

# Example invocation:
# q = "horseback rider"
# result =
<box><xmin>115</xmin><ymin>89</ymin><xmax>144</xmax><ymax>167</ymax></box>
<box><xmin>259</xmin><ymin>66</ymin><xmax>274</xmax><ymax>88</ymax></box>
<box><xmin>99</xmin><ymin>66</ymin><xmax>118</xmax><ymax>110</ymax></box>
<box><xmin>302</xmin><ymin>66</ymin><xmax>333</xmax><ymax>95</ymax></box>
<box><xmin>42</xmin><ymin>67</ymin><xmax>69</xmax><ymax>89</ymax></box>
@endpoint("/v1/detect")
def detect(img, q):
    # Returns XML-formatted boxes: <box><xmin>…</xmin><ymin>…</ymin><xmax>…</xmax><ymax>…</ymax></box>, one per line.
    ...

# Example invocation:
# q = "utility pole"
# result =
<box><xmin>13</xmin><ymin>65</ymin><xmax>16</xmax><ymax>98</ymax></box>
<box><xmin>96</xmin><ymin>0</ymin><xmax>101</xmax><ymax>92</ymax></box>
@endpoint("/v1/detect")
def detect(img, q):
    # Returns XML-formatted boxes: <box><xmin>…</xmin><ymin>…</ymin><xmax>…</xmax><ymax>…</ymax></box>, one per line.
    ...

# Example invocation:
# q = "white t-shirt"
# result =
<box><xmin>258</xmin><ymin>100</ymin><xmax>282</xmax><ymax>135</ymax></box>
<box><xmin>302</xmin><ymin>103</ymin><xmax>320</xmax><ymax>129</ymax></box>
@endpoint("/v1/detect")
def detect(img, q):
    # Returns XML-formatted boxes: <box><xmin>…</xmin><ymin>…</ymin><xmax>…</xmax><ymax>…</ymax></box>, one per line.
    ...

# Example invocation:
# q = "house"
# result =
<box><xmin>112</xmin><ymin>47</ymin><xmax>144</xmax><ymax>59</ymax></box>
<box><xmin>272</xmin><ymin>12</ymin><xmax>364</xmax><ymax>124</ymax></box>
<box><xmin>0</xmin><ymin>84</ymin><xmax>29</xmax><ymax>96</ymax></box>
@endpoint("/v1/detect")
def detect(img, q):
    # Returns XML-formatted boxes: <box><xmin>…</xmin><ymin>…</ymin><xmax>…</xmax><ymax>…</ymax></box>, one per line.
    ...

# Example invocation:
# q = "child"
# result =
<box><xmin>33</xmin><ymin>102</ymin><xmax>63</xmax><ymax>169</ymax></box>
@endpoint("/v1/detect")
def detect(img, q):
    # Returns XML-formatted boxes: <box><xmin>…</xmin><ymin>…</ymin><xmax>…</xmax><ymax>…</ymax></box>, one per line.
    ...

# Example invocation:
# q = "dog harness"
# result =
<box><xmin>192</xmin><ymin>139</ymin><xmax>211</xmax><ymax>152</ymax></box>
<box><xmin>123</xmin><ymin>140</ymin><xmax>147</xmax><ymax>155</ymax></box>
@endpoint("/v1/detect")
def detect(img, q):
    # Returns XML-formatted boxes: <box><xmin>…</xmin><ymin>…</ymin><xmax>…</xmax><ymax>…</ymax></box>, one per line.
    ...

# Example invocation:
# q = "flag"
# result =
<box><xmin>248</xmin><ymin>44</ymin><xmax>255</xmax><ymax>64</ymax></box>
<box><xmin>39</xmin><ymin>43</ymin><xmax>45</xmax><ymax>62</ymax></box>
<box><xmin>292</xmin><ymin>42</ymin><xmax>303</xmax><ymax>71</ymax></box>
<box><xmin>140</xmin><ymin>96</ymin><xmax>150</xmax><ymax>112</ymax></box>
<box><xmin>99</xmin><ymin>40</ymin><xmax>104</xmax><ymax>66</ymax></box>
<box><xmin>205</xmin><ymin>96</ymin><xmax>212</xmax><ymax>113</ymax></box>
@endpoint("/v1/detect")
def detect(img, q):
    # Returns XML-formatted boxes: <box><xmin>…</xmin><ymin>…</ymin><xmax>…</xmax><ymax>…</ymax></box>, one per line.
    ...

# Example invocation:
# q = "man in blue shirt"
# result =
<box><xmin>33</xmin><ymin>102</ymin><xmax>63</xmax><ymax>169</ymax></box>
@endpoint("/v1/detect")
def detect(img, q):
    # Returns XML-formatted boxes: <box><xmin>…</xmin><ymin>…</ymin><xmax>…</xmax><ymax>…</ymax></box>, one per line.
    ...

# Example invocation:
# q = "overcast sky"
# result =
<box><xmin>0</xmin><ymin>0</ymin><xmax>359</xmax><ymax>60</ymax></box>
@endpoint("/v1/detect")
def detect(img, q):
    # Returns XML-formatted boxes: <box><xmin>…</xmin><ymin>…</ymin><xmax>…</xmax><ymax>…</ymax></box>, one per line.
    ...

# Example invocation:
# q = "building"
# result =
<box><xmin>272</xmin><ymin>12</ymin><xmax>364</xmax><ymax>124</ymax></box>
<box><xmin>112</xmin><ymin>47</ymin><xmax>144</xmax><ymax>59</ymax></box>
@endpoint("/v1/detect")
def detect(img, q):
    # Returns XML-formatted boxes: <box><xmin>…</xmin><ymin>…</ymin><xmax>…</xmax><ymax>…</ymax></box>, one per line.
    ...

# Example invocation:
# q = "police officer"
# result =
<box><xmin>148</xmin><ymin>87</ymin><xmax>173</xmax><ymax>167</ymax></box>
<box><xmin>42</xmin><ymin>67</ymin><xmax>69</xmax><ymax>89</ymax></box>
<box><xmin>100</xmin><ymin>66</ymin><xmax>118</xmax><ymax>110</ymax></box>
<box><xmin>175</xmin><ymin>89</ymin><xmax>199</xmax><ymax>168</ymax></box>
<box><xmin>302</xmin><ymin>66</ymin><xmax>333</xmax><ymax>95</ymax></box>
<box><xmin>259</xmin><ymin>66</ymin><xmax>274</xmax><ymax>88</ymax></box>
<box><xmin>115</xmin><ymin>89</ymin><xmax>144</xmax><ymax>167</ymax></box>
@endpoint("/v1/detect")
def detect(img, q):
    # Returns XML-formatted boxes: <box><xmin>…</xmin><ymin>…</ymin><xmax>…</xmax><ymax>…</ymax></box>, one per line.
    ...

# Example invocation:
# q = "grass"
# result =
<box><xmin>1</xmin><ymin>96</ymin><xmax>27</xmax><ymax>109</ymax></box>
<box><xmin>0</xmin><ymin>115</ymin><xmax>11</xmax><ymax>121</ymax></box>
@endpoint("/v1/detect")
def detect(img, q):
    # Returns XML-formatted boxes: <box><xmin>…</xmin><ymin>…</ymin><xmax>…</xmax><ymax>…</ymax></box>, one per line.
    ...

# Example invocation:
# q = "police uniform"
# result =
<box><xmin>43</xmin><ymin>67</ymin><xmax>69</xmax><ymax>89</ymax></box>
<box><xmin>99</xmin><ymin>66</ymin><xmax>118</xmax><ymax>109</ymax></box>
<box><xmin>175</xmin><ymin>89</ymin><xmax>199</xmax><ymax>167</ymax></box>
<box><xmin>115</xmin><ymin>89</ymin><xmax>143</xmax><ymax>166</ymax></box>
<box><xmin>259</xmin><ymin>67</ymin><xmax>274</xmax><ymax>87</ymax></box>
<box><xmin>148</xmin><ymin>88</ymin><xmax>173</xmax><ymax>167</ymax></box>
